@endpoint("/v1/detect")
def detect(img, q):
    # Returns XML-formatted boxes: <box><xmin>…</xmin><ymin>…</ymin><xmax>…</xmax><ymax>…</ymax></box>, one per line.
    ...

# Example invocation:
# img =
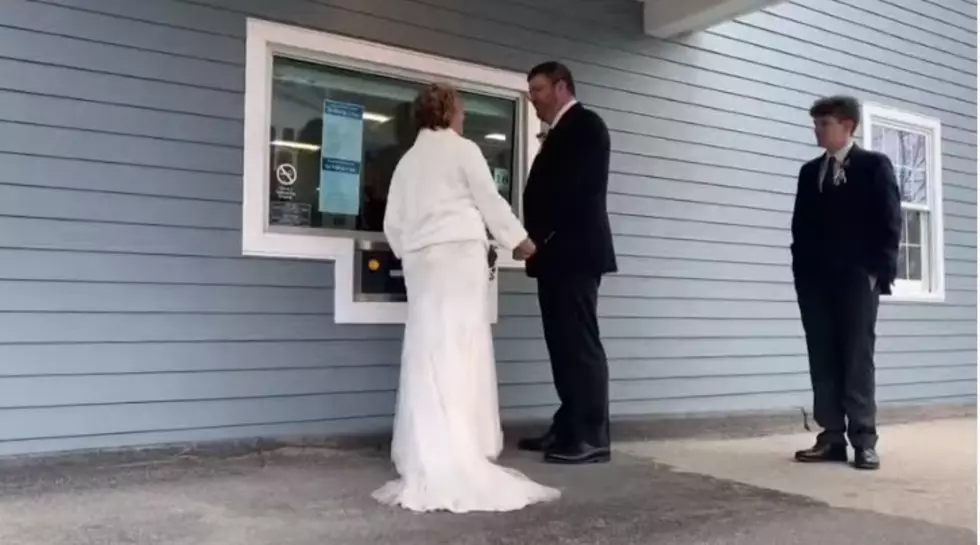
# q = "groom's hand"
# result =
<box><xmin>513</xmin><ymin>238</ymin><xmax>536</xmax><ymax>261</ymax></box>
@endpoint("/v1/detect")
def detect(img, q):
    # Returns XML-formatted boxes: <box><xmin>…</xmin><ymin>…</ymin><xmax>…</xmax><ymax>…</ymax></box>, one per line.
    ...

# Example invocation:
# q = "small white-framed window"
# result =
<box><xmin>241</xmin><ymin>19</ymin><xmax>540</xmax><ymax>323</ymax></box>
<box><xmin>862</xmin><ymin>103</ymin><xmax>945</xmax><ymax>302</ymax></box>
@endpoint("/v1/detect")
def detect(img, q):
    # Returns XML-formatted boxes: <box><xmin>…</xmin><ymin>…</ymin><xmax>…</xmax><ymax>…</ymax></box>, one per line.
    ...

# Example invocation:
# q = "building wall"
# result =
<box><xmin>0</xmin><ymin>0</ymin><xmax>974</xmax><ymax>456</ymax></box>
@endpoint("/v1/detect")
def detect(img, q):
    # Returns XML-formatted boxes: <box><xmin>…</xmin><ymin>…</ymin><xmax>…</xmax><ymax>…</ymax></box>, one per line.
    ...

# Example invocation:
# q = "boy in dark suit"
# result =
<box><xmin>515</xmin><ymin>61</ymin><xmax>617</xmax><ymax>465</ymax></box>
<box><xmin>791</xmin><ymin>95</ymin><xmax>902</xmax><ymax>470</ymax></box>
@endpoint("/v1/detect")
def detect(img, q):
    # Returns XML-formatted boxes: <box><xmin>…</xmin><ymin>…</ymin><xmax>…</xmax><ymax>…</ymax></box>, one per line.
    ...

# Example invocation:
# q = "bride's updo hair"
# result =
<box><xmin>413</xmin><ymin>82</ymin><xmax>459</xmax><ymax>131</ymax></box>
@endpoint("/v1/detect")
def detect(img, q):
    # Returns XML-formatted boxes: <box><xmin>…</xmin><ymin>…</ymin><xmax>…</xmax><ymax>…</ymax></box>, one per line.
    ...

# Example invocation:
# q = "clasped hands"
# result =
<box><xmin>512</xmin><ymin>238</ymin><xmax>537</xmax><ymax>261</ymax></box>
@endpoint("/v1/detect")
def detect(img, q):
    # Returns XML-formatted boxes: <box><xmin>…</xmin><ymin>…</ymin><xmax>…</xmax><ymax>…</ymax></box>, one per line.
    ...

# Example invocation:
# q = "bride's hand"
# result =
<box><xmin>512</xmin><ymin>238</ymin><xmax>536</xmax><ymax>261</ymax></box>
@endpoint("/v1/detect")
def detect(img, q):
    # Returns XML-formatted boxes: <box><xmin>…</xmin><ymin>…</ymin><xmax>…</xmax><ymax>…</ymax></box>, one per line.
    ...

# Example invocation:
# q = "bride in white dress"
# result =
<box><xmin>374</xmin><ymin>82</ymin><xmax>561</xmax><ymax>513</ymax></box>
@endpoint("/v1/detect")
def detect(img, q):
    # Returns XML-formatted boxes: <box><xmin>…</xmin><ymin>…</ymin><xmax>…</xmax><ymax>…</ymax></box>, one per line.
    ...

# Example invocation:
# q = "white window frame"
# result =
<box><xmin>861</xmin><ymin>102</ymin><xmax>945</xmax><ymax>302</ymax></box>
<box><xmin>242</xmin><ymin>19</ymin><xmax>539</xmax><ymax>323</ymax></box>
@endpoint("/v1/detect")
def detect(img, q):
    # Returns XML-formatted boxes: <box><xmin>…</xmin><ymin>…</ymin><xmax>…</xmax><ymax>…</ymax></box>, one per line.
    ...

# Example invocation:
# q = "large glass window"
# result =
<box><xmin>267</xmin><ymin>56</ymin><xmax>518</xmax><ymax>237</ymax></box>
<box><xmin>863</xmin><ymin>103</ymin><xmax>945</xmax><ymax>300</ymax></box>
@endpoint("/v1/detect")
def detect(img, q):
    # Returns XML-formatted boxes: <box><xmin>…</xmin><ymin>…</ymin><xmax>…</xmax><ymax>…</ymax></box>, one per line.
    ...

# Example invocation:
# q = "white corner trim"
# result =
<box><xmin>861</xmin><ymin>102</ymin><xmax>946</xmax><ymax>302</ymax></box>
<box><xmin>242</xmin><ymin>19</ymin><xmax>532</xmax><ymax>323</ymax></box>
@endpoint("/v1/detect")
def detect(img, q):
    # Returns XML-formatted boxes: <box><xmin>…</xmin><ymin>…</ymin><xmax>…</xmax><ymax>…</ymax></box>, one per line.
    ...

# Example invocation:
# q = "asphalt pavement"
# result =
<box><xmin>0</xmin><ymin>439</ymin><xmax>974</xmax><ymax>545</ymax></box>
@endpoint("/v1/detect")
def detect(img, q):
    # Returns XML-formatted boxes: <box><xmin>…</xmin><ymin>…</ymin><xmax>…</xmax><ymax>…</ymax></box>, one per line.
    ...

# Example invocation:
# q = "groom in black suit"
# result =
<box><xmin>516</xmin><ymin>61</ymin><xmax>617</xmax><ymax>465</ymax></box>
<box><xmin>791</xmin><ymin>95</ymin><xmax>901</xmax><ymax>471</ymax></box>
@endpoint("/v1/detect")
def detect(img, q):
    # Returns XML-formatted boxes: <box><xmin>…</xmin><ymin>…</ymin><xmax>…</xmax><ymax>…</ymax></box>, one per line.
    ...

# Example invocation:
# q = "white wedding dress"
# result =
<box><xmin>374</xmin><ymin>128</ymin><xmax>560</xmax><ymax>513</ymax></box>
<box><xmin>372</xmin><ymin>240</ymin><xmax>561</xmax><ymax>513</ymax></box>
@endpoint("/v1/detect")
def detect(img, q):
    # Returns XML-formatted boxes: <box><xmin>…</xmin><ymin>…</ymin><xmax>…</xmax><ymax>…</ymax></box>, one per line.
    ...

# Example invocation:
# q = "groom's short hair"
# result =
<box><xmin>528</xmin><ymin>61</ymin><xmax>576</xmax><ymax>96</ymax></box>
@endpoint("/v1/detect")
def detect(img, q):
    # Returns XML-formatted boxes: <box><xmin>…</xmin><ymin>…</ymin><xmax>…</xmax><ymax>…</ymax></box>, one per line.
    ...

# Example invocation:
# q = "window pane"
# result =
<box><xmin>897</xmin><ymin>244</ymin><xmax>908</xmax><ymax>279</ymax></box>
<box><xmin>904</xmin><ymin>209</ymin><xmax>923</xmax><ymax>246</ymax></box>
<box><xmin>268</xmin><ymin>56</ymin><xmax>518</xmax><ymax>233</ymax></box>
<box><xmin>898</xmin><ymin>209</ymin><xmax>926</xmax><ymax>281</ymax></box>
<box><xmin>871</xmin><ymin>125</ymin><xmax>928</xmax><ymax>204</ymax></box>
<box><xmin>908</xmin><ymin>245</ymin><xmax>923</xmax><ymax>280</ymax></box>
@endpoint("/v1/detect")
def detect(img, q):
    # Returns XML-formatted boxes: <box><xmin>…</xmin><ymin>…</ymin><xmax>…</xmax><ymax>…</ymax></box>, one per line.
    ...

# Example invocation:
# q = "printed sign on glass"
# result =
<box><xmin>319</xmin><ymin>100</ymin><xmax>365</xmax><ymax>216</ymax></box>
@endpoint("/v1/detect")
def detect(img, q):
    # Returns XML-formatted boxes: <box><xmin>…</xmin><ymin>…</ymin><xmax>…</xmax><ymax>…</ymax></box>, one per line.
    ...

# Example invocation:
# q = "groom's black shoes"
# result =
<box><xmin>794</xmin><ymin>442</ymin><xmax>848</xmax><ymax>463</ymax></box>
<box><xmin>517</xmin><ymin>432</ymin><xmax>558</xmax><ymax>453</ymax></box>
<box><xmin>544</xmin><ymin>442</ymin><xmax>610</xmax><ymax>465</ymax></box>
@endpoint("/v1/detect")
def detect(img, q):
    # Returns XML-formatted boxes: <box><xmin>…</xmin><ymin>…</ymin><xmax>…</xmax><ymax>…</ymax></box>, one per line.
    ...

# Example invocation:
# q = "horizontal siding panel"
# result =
<box><xmin>609</xmin><ymin>195</ymin><xmax>789</xmax><ymax>231</ymax></box>
<box><xmin>598</xmin><ymin>387</ymin><xmax>977</xmax><ymax>418</ymax></box>
<box><xmin>501</xmin><ymin>354</ymin><xmax>977</xmax><ymax>384</ymax></box>
<box><xmin>504</xmin><ymin>365</ymin><xmax>976</xmax><ymax>406</ymax></box>
<box><xmin>946</xmin><ymin>244</ymin><xmax>977</xmax><ymax>262</ymax></box>
<box><xmin>0</xmin><ymin>122</ymin><xmax>241</xmax><ymax>174</ymax></box>
<box><xmin>0</xmin><ymin>392</ymin><xmax>396</xmax><ymax>442</ymax></box>
<box><xmin>0</xmin><ymin>154</ymin><xmax>240</xmax><ymax>201</ymax></box>
<box><xmin>599</xmin><ymin>108</ymin><xmax>816</xmax><ymax>162</ymax></box>
<box><xmin>615</xmin><ymin>256</ymin><xmax>789</xmax><ymax>283</ymax></box>
<box><xmin>0</xmin><ymin>369</ymin><xmax>971</xmax><ymax>441</ymax></box>
<box><xmin>0</xmin><ymin>366</ymin><xmax>400</xmax><ymax>409</ymax></box>
<box><xmin>942</xmin><ymin>155</ymin><xmax>978</xmax><ymax>175</ymax></box>
<box><xmin>0</xmin><ymin>25</ymin><xmax>243</xmax><ymax>91</ymax></box>
<box><xmin>715</xmin><ymin>18</ymin><xmax>974</xmax><ymax>99</ymax></box>
<box><xmin>688</xmin><ymin>31</ymin><xmax>975</xmax><ymax>125</ymax></box>
<box><xmin>757</xmin><ymin>4</ymin><xmax>976</xmax><ymax>79</ymax></box>
<box><xmin>0</xmin><ymin>249</ymin><xmax>332</xmax><ymax>288</ymax></box>
<box><xmin>496</xmin><ymin>335</ymin><xmax>977</xmax><ymax>362</ymax></box>
<box><xmin>945</xmin><ymin>200</ymin><xmax>977</xmax><ymax>219</ymax></box>
<box><xmin>0</xmin><ymin>416</ymin><xmax>393</xmax><ymax>458</ymax></box>
<box><xmin>0</xmin><ymin>281</ymin><xmax>333</xmax><ymax>314</ymax></box>
<box><xmin>589</xmin><ymin>87</ymin><xmax>818</xmax><ymax>147</ymax></box>
<box><xmin>834</xmin><ymin>0</ymin><xmax>977</xmax><ymax>46</ymax></box>
<box><xmin>600</xmin><ymin>276</ymin><xmax>798</xmax><ymax>301</ymax></box>
<box><xmin>612</xmin><ymin>131</ymin><xmax>801</xmax><ymax>174</ymax></box>
<box><xmin>945</xmin><ymin>215</ymin><xmax>976</xmax><ymax>233</ymax></box>
<box><xmin>1</xmin><ymin>343</ymin><xmax>973</xmax><ymax>378</ymax></box>
<box><xmin>945</xmin><ymin>170</ymin><xmax>979</xmax><ymax>189</ymax></box>
<box><xmin>806</xmin><ymin>0</ymin><xmax>977</xmax><ymax>57</ymax></box>
<box><xmin>945</xmin><ymin>229</ymin><xmax>977</xmax><ymax>248</ymax></box>
<box><xmin>611</xmin><ymin>176</ymin><xmax>792</xmax><ymax>214</ymax></box>
<box><xmin>0</xmin><ymin>58</ymin><xmax>242</xmax><ymax>118</ymax></box>
<box><xmin>2</xmin><ymin>362</ymin><xmax>973</xmax><ymax>409</ymax></box>
<box><xmin>590</xmin><ymin>295</ymin><xmax>977</xmax><ymax>321</ymax></box>
<box><xmin>0</xmin><ymin>314</ymin><xmax>400</xmax><ymax>343</ymax></box>
<box><xmin>925</xmin><ymin>0</ymin><xmax>978</xmax><ymax>19</ymax></box>
<box><xmin>611</xmin><ymin>154</ymin><xmax>794</xmax><ymax>196</ymax></box>
<box><xmin>3</xmin><ymin>312</ymin><xmax>972</xmax><ymax>344</ymax></box>
<box><xmin>0</xmin><ymin>341</ymin><xmax>403</xmax><ymax>376</ymax></box>
<box><xmin>613</xmin><ymin>235</ymin><xmax>790</xmax><ymax>264</ymax></box>
<box><xmin>25</xmin><ymin>0</ymin><xmax>247</xmax><ymax>40</ymax></box>
<box><xmin>0</xmin><ymin>184</ymin><xmax>240</xmax><ymax>230</ymax></box>
<box><xmin>0</xmin><ymin>90</ymin><xmax>242</xmax><ymax>147</ymax></box>
<box><xmin>0</xmin><ymin>217</ymin><xmax>239</xmax><ymax>256</ymax></box>
<box><xmin>944</xmin><ymin>184</ymin><xmax>978</xmax><ymax>205</ymax></box>
<box><xmin>613</xmin><ymin>215</ymin><xmax>788</xmax><ymax>247</ymax></box>
<box><xmin>3</xmin><ymin>0</ymin><xmax>244</xmax><ymax>64</ymax></box>
<box><xmin>496</xmin><ymin>316</ymin><xmax>975</xmax><ymax>340</ymax></box>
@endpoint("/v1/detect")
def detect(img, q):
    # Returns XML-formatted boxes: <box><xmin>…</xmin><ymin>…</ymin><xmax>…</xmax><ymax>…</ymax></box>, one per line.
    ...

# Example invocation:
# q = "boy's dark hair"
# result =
<box><xmin>809</xmin><ymin>95</ymin><xmax>862</xmax><ymax>134</ymax></box>
<box><xmin>527</xmin><ymin>61</ymin><xmax>576</xmax><ymax>95</ymax></box>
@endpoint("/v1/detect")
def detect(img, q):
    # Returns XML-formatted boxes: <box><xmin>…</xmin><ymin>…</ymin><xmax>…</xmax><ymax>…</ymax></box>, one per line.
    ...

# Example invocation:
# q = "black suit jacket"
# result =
<box><xmin>790</xmin><ymin>145</ymin><xmax>902</xmax><ymax>294</ymax></box>
<box><xmin>522</xmin><ymin>103</ymin><xmax>617</xmax><ymax>278</ymax></box>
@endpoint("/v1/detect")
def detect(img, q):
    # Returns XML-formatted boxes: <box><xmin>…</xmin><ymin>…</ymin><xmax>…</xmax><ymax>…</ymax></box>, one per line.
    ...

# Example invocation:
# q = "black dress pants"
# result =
<box><xmin>794</xmin><ymin>265</ymin><xmax>880</xmax><ymax>450</ymax></box>
<box><xmin>537</xmin><ymin>274</ymin><xmax>610</xmax><ymax>448</ymax></box>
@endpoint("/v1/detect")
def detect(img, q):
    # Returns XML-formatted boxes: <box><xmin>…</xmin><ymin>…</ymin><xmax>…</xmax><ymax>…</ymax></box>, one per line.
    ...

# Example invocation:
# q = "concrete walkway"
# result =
<box><xmin>0</xmin><ymin>418</ymin><xmax>975</xmax><ymax>545</ymax></box>
<box><xmin>620</xmin><ymin>417</ymin><xmax>978</xmax><ymax>532</ymax></box>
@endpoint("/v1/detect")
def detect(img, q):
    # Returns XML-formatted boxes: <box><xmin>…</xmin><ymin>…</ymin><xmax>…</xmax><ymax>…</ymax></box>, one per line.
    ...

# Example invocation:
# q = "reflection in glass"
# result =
<box><xmin>267</xmin><ymin>56</ymin><xmax>518</xmax><ymax>234</ymax></box>
<box><xmin>871</xmin><ymin>125</ymin><xmax>928</xmax><ymax>204</ymax></box>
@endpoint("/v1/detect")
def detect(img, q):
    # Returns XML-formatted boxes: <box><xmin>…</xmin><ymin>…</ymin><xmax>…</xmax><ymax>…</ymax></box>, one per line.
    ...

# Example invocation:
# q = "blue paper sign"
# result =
<box><xmin>320</xmin><ymin>100</ymin><xmax>365</xmax><ymax>216</ymax></box>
